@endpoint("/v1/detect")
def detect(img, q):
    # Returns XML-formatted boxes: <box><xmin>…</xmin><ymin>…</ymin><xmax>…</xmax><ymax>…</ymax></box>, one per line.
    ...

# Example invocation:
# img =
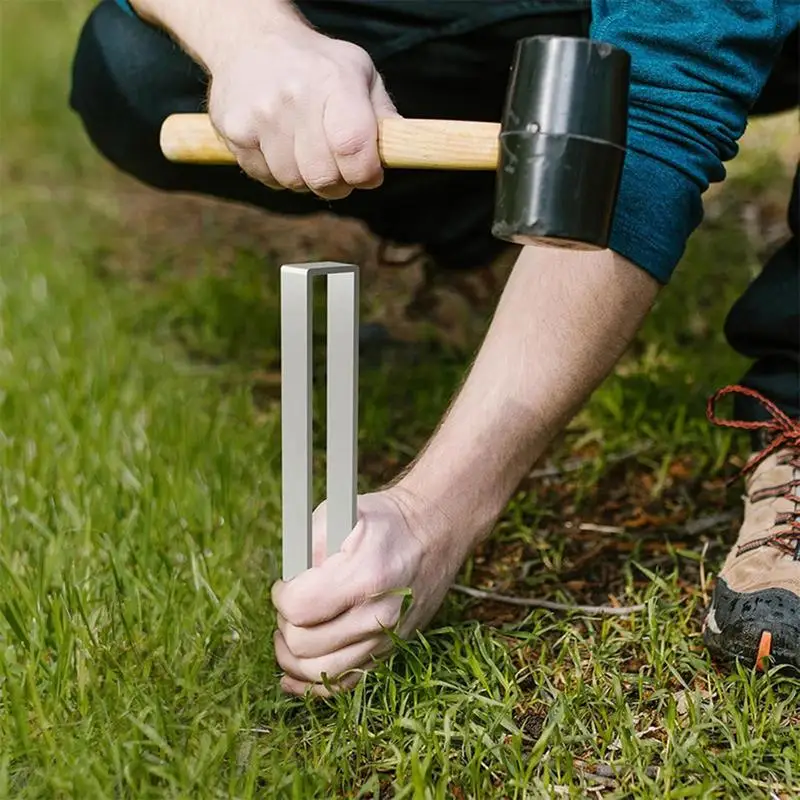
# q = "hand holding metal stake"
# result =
<box><xmin>281</xmin><ymin>263</ymin><xmax>359</xmax><ymax>581</ymax></box>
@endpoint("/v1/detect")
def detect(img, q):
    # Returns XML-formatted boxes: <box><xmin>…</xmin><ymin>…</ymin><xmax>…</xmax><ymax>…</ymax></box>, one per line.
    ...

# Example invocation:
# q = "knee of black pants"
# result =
<box><xmin>724</xmin><ymin>237</ymin><xmax>800</xmax><ymax>421</ymax></box>
<box><xmin>751</xmin><ymin>25</ymin><xmax>799</xmax><ymax>117</ymax></box>
<box><xmin>69</xmin><ymin>0</ymin><xmax>207</xmax><ymax>190</ymax></box>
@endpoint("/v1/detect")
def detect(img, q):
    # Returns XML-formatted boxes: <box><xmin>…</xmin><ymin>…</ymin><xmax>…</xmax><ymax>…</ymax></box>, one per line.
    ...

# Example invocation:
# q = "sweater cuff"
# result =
<box><xmin>114</xmin><ymin>0</ymin><xmax>137</xmax><ymax>16</ymax></box>
<box><xmin>608</xmin><ymin>146</ymin><xmax>703</xmax><ymax>286</ymax></box>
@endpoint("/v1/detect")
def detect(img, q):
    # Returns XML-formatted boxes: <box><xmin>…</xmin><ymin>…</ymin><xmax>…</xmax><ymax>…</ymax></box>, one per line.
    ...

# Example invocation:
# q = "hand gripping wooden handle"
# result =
<box><xmin>159</xmin><ymin>114</ymin><xmax>500</xmax><ymax>170</ymax></box>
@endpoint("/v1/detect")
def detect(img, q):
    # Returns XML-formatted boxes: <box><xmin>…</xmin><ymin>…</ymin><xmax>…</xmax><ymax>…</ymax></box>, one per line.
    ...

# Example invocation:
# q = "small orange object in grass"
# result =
<box><xmin>756</xmin><ymin>630</ymin><xmax>772</xmax><ymax>672</ymax></box>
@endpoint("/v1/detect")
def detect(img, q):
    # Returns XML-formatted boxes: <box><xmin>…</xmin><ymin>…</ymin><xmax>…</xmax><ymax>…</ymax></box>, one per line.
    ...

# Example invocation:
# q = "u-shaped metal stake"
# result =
<box><xmin>280</xmin><ymin>263</ymin><xmax>359</xmax><ymax>581</ymax></box>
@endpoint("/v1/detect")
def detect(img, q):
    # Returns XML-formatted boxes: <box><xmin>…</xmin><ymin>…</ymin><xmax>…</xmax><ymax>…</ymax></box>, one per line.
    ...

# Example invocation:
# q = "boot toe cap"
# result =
<box><xmin>703</xmin><ymin>578</ymin><xmax>800</xmax><ymax>670</ymax></box>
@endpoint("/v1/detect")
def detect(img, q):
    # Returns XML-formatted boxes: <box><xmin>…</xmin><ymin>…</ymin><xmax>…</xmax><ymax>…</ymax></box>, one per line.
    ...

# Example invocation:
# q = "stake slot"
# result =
<box><xmin>280</xmin><ymin>263</ymin><xmax>359</xmax><ymax>581</ymax></box>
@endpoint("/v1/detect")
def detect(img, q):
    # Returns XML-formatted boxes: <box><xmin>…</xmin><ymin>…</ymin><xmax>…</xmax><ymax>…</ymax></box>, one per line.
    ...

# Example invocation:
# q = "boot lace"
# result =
<box><xmin>707</xmin><ymin>385</ymin><xmax>800</xmax><ymax>558</ymax></box>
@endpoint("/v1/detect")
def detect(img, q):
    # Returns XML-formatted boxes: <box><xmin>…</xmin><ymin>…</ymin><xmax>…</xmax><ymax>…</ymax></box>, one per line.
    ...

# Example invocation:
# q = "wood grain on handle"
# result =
<box><xmin>379</xmin><ymin>118</ymin><xmax>499</xmax><ymax>169</ymax></box>
<box><xmin>159</xmin><ymin>114</ymin><xmax>500</xmax><ymax>170</ymax></box>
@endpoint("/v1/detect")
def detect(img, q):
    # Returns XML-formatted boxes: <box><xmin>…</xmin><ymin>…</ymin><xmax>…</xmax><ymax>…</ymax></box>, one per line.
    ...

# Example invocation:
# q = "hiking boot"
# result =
<box><xmin>703</xmin><ymin>385</ymin><xmax>800</xmax><ymax>671</ymax></box>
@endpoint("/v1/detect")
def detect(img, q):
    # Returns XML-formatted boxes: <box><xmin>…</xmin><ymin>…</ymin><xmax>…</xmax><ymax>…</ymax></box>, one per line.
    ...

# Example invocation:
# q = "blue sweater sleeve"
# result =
<box><xmin>114</xmin><ymin>0</ymin><xmax>136</xmax><ymax>15</ymax></box>
<box><xmin>590</xmin><ymin>1</ymin><xmax>799</xmax><ymax>284</ymax></box>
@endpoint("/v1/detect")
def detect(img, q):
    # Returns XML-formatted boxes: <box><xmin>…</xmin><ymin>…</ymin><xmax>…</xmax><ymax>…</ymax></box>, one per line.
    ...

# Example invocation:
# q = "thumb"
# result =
<box><xmin>311</xmin><ymin>501</ymin><xmax>328</xmax><ymax>568</ymax></box>
<box><xmin>311</xmin><ymin>496</ymin><xmax>365</xmax><ymax>566</ymax></box>
<box><xmin>370</xmin><ymin>72</ymin><xmax>401</xmax><ymax>119</ymax></box>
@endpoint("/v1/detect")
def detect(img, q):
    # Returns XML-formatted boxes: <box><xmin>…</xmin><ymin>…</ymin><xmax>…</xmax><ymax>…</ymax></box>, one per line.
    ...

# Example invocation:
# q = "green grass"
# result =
<box><xmin>1</xmin><ymin>2</ymin><xmax>799</xmax><ymax>797</ymax></box>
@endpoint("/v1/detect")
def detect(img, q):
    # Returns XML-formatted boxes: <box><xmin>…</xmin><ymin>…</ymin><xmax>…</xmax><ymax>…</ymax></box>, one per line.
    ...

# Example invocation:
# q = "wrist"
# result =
<box><xmin>386</xmin><ymin>479</ymin><xmax>491</xmax><ymax>563</ymax></box>
<box><xmin>392</xmin><ymin>420</ymin><xmax>535</xmax><ymax>554</ymax></box>
<box><xmin>132</xmin><ymin>0</ymin><xmax>310</xmax><ymax>72</ymax></box>
<box><xmin>204</xmin><ymin>4</ymin><xmax>309</xmax><ymax>72</ymax></box>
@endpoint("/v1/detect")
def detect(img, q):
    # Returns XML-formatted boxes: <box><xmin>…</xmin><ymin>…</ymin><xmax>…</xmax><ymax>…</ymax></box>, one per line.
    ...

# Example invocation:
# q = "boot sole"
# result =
<box><xmin>703</xmin><ymin>578</ymin><xmax>800</xmax><ymax>672</ymax></box>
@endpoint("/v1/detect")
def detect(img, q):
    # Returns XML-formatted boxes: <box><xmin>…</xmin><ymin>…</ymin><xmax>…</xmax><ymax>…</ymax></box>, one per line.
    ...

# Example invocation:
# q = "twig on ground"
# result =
<box><xmin>576</xmin><ymin>772</ymin><xmax>616</xmax><ymax>788</ymax></box>
<box><xmin>574</xmin><ymin>511</ymin><xmax>737</xmax><ymax>538</ymax></box>
<box><xmin>451</xmin><ymin>584</ymin><xmax>647</xmax><ymax>616</ymax></box>
<box><xmin>455</xmin><ymin>511</ymin><xmax>733</xmax><ymax>617</ymax></box>
<box><xmin>573</xmin><ymin>762</ymin><xmax>660</xmax><ymax>786</ymax></box>
<box><xmin>528</xmin><ymin>441</ymin><xmax>653</xmax><ymax>480</ymax></box>
<box><xmin>699</xmin><ymin>539</ymin><xmax>711</xmax><ymax>605</ymax></box>
<box><xmin>682</xmin><ymin>511</ymin><xmax>738</xmax><ymax>536</ymax></box>
<box><xmin>576</xmin><ymin>522</ymin><xmax>626</xmax><ymax>534</ymax></box>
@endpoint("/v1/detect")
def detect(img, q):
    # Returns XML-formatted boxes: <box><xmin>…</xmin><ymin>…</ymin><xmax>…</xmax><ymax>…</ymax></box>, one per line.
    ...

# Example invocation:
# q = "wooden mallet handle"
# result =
<box><xmin>159</xmin><ymin>114</ymin><xmax>500</xmax><ymax>170</ymax></box>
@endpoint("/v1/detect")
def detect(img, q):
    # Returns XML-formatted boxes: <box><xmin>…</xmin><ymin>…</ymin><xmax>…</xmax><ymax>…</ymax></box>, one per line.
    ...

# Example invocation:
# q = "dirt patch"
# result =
<box><xmin>96</xmin><ymin>169</ymin><xmax>516</xmax><ymax>350</ymax></box>
<box><xmin>459</xmin><ymin>452</ymin><xmax>738</xmax><ymax>625</ymax></box>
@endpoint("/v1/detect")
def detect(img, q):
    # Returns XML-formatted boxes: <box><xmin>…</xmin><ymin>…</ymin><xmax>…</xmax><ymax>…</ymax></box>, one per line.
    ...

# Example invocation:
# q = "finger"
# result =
<box><xmin>323</xmin><ymin>92</ymin><xmax>383</xmax><ymax>190</ymax></box>
<box><xmin>274</xmin><ymin>628</ymin><xmax>389</xmax><ymax>683</ymax></box>
<box><xmin>277</xmin><ymin>595</ymin><xmax>401</xmax><ymax>659</ymax></box>
<box><xmin>272</xmin><ymin>518</ymin><xmax>366</xmax><ymax>626</ymax></box>
<box><xmin>294</xmin><ymin>102</ymin><xmax>351</xmax><ymax>200</ymax></box>
<box><xmin>280</xmin><ymin>666</ymin><xmax>368</xmax><ymax>698</ymax></box>
<box><xmin>271</xmin><ymin>560</ymin><xmax>354</xmax><ymax>627</ymax></box>
<box><xmin>257</xmin><ymin>117</ymin><xmax>307</xmax><ymax>192</ymax></box>
<box><xmin>262</xmin><ymin>144</ymin><xmax>308</xmax><ymax>192</ymax></box>
<box><xmin>229</xmin><ymin>144</ymin><xmax>280</xmax><ymax>189</ymax></box>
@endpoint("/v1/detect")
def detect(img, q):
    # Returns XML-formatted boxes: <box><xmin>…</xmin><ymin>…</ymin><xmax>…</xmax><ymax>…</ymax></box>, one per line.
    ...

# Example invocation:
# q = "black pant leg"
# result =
<box><xmin>721</xmin><ymin>27</ymin><xmax>799</xmax><ymax>422</ymax></box>
<box><xmin>750</xmin><ymin>26</ymin><xmax>799</xmax><ymax>117</ymax></box>
<box><xmin>723</xmin><ymin>165</ymin><xmax>800</xmax><ymax>421</ymax></box>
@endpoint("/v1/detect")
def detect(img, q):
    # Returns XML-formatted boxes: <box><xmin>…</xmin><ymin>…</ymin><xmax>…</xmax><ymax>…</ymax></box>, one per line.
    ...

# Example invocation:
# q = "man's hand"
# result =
<box><xmin>207</xmin><ymin>26</ymin><xmax>398</xmax><ymax>199</ymax></box>
<box><xmin>131</xmin><ymin>0</ymin><xmax>398</xmax><ymax>199</ymax></box>
<box><xmin>271</xmin><ymin>487</ymin><xmax>469</xmax><ymax>697</ymax></box>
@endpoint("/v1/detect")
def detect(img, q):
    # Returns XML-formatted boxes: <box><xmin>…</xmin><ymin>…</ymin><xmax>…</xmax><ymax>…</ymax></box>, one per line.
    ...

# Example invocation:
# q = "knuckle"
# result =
<box><xmin>279</xmin><ymin>602</ymin><xmax>307</xmax><ymax>628</ymax></box>
<box><xmin>282</xmin><ymin>625</ymin><xmax>308</xmax><ymax>657</ymax></box>
<box><xmin>324</xmin><ymin>185</ymin><xmax>354</xmax><ymax>200</ymax></box>
<box><xmin>304</xmin><ymin>169</ymin><xmax>341</xmax><ymax>192</ymax></box>
<box><xmin>282</xmin><ymin>609</ymin><xmax>307</xmax><ymax>629</ymax></box>
<box><xmin>328</xmin><ymin>124</ymin><xmax>374</xmax><ymax>160</ymax></box>
<box><xmin>215</xmin><ymin>112</ymin><xmax>255</xmax><ymax>146</ymax></box>
<box><xmin>275</xmin><ymin>591</ymin><xmax>301</xmax><ymax>623</ymax></box>
<box><xmin>308</xmin><ymin>177</ymin><xmax>350</xmax><ymax>198</ymax></box>
<box><xmin>379</xmin><ymin>603</ymin><xmax>401</xmax><ymax>629</ymax></box>
<box><xmin>246</xmin><ymin>166</ymin><xmax>274</xmax><ymax>187</ymax></box>
<box><xmin>253</xmin><ymin>98</ymin><xmax>282</xmax><ymax>125</ymax></box>
<box><xmin>341</xmin><ymin>160</ymin><xmax>382</xmax><ymax>188</ymax></box>
<box><xmin>275</xmin><ymin>78</ymin><xmax>304</xmax><ymax>108</ymax></box>
<box><xmin>338</xmin><ymin>41</ymin><xmax>372</xmax><ymax>71</ymax></box>
<box><xmin>271</xmin><ymin>168</ymin><xmax>306</xmax><ymax>192</ymax></box>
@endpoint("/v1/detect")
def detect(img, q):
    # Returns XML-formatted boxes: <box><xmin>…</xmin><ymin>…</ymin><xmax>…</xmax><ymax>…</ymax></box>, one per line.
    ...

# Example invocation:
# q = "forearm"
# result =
<box><xmin>398</xmin><ymin>246</ymin><xmax>659</xmax><ymax>546</ymax></box>
<box><xmin>127</xmin><ymin>0</ymin><xmax>308</xmax><ymax>71</ymax></box>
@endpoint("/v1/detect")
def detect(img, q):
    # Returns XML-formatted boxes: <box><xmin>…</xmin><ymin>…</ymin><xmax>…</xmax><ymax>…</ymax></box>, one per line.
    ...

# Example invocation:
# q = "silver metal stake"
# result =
<box><xmin>280</xmin><ymin>262</ymin><xmax>359</xmax><ymax>581</ymax></box>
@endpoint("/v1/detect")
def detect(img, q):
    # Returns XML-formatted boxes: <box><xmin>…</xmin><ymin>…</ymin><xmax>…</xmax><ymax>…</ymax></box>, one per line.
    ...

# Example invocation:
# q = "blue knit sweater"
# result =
<box><xmin>114</xmin><ymin>0</ymin><xmax>799</xmax><ymax>284</ymax></box>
